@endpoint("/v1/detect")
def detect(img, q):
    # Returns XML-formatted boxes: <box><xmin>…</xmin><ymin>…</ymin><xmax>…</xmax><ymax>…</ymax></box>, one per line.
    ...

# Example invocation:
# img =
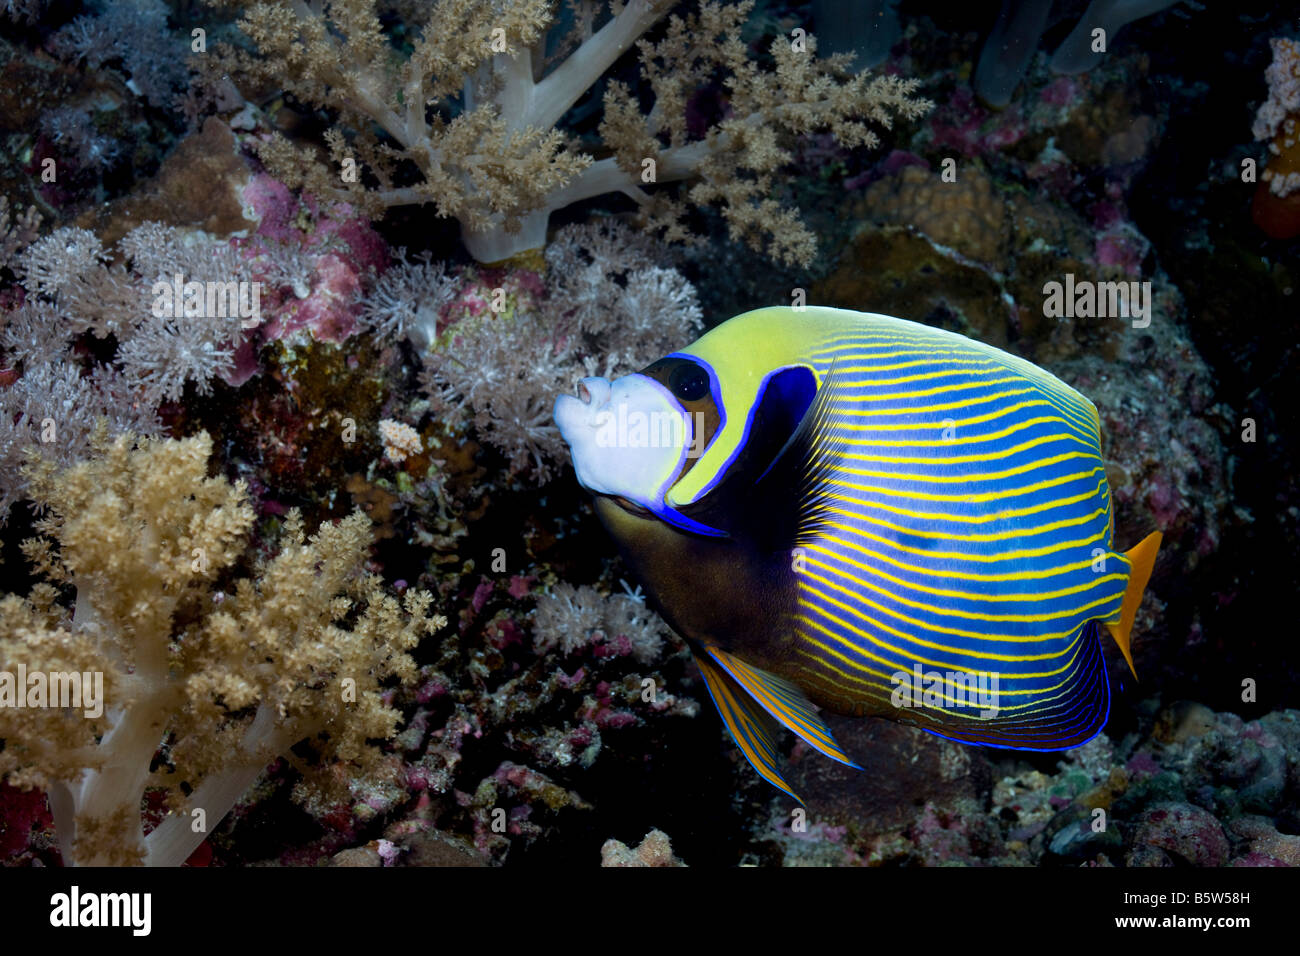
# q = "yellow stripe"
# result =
<box><xmin>704</xmin><ymin>664</ymin><xmax>792</xmax><ymax>795</ymax></box>
<box><xmin>825</xmin><ymin>390</ymin><xmax>1098</xmax><ymax>440</ymax></box>
<box><xmin>793</xmin><ymin>641</ymin><xmax>1098</xmax><ymax>724</ymax></box>
<box><xmin>822</xmin><ymin>465</ymin><xmax>1105</xmax><ymax>503</ymax></box>
<box><xmin>805</xmin><ymin>543</ymin><xmax>1126</xmax><ymax>602</ymax></box>
<box><xmin>793</xmin><ymin>612</ymin><xmax>1092</xmax><ymax>698</ymax></box>
<box><xmin>824</xmin><ymin>400</ymin><xmax>1074</xmax><ymax>435</ymax></box>
<box><xmin>799</xmin><ymin>561</ymin><xmax>1124</xmax><ymax>628</ymax></box>
<box><xmin>811</xmin><ymin>475</ymin><xmax>1110</xmax><ymax>535</ymax></box>
<box><xmin>720</xmin><ymin>653</ymin><xmax>836</xmax><ymax>750</ymax></box>
<box><xmin>825</xmin><ymin>449</ymin><xmax>1100</xmax><ymax>485</ymax></box>
<box><xmin>825</xmin><ymin>413</ymin><xmax>1087</xmax><ymax>447</ymax></box>
<box><xmin>830</xmin><ymin>374</ymin><xmax>1035</xmax><ymax>401</ymax></box>
<box><xmin>716</xmin><ymin>651</ymin><xmax>852</xmax><ymax>761</ymax></box>
<box><xmin>816</xmin><ymin>527</ymin><xmax>1121</xmax><ymax>579</ymax></box>
<box><xmin>833</xmin><ymin>431</ymin><xmax>1093</xmax><ymax>465</ymax></box>
<box><xmin>838</xmin><ymin>363</ymin><xmax>1015</xmax><ymax>387</ymax></box>
<box><xmin>827</xmin><ymin>353</ymin><xmax>1003</xmax><ymax>371</ymax></box>
<box><xmin>797</xmin><ymin>569</ymin><xmax>1118</xmax><ymax>645</ymax></box>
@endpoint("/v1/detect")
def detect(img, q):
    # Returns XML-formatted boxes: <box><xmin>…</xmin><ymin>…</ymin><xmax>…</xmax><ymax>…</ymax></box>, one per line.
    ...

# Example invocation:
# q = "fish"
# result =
<box><xmin>553</xmin><ymin>305</ymin><xmax>1161</xmax><ymax>803</ymax></box>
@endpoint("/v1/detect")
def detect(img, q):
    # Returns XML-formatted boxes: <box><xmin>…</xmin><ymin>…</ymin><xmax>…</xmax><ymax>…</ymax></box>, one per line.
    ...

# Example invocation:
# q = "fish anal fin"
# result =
<box><xmin>705</xmin><ymin>645</ymin><xmax>861</xmax><ymax>770</ymax></box>
<box><xmin>692</xmin><ymin>646</ymin><xmax>804</xmax><ymax>804</ymax></box>
<box><xmin>1107</xmin><ymin>530</ymin><xmax>1163</xmax><ymax>680</ymax></box>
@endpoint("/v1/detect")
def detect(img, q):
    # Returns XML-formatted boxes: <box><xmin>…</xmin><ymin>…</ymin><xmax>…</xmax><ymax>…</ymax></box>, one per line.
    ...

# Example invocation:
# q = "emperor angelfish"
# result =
<box><xmin>553</xmin><ymin>306</ymin><xmax>1162</xmax><ymax>803</ymax></box>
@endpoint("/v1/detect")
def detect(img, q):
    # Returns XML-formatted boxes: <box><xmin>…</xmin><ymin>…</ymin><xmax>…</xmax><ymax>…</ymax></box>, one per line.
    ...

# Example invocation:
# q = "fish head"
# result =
<box><xmin>555</xmin><ymin>353</ymin><xmax>798</xmax><ymax>653</ymax></box>
<box><xmin>555</xmin><ymin>309</ymin><xmax>823</xmax><ymax>541</ymax></box>
<box><xmin>553</xmin><ymin>355</ymin><xmax>724</xmax><ymax>536</ymax></box>
<box><xmin>554</xmin><ymin>308</ymin><xmax>832</xmax><ymax>658</ymax></box>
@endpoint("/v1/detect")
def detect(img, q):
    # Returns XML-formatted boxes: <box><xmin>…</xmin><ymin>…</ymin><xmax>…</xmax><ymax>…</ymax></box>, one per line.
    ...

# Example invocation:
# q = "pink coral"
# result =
<box><xmin>929</xmin><ymin>88</ymin><xmax>1027</xmax><ymax>157</ymax></box>
<box><xmin>234</xmin><ymin>174</ymin><xmax>390</xmax><ymax>347</ymax></box>
<box><xmin>0</xmin><ymin>782</ymin><xmax>53</xmax><ymax>862</ymax></box>
<box><xmin>1039</xmin><ymin>76</ymin><xmax>1082</xmax><ymax>108</ymax></box>
<box><xmin>1095</xmin><ymin>229</ymin><xmax>1147</xmax><ymax>275</ymax></box>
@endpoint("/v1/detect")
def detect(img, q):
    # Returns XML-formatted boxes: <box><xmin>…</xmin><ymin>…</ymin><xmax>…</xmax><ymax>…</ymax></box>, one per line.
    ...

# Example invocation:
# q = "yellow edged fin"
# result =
<box><xmin>1105</xmin><ymin>530</ymin><xmax>1162</xmax><ymax>680</ymax></box>
<box><xmin>691</xmin><ymin>646</ymin><xmax>805</xmax><ymax>805</ymax></box>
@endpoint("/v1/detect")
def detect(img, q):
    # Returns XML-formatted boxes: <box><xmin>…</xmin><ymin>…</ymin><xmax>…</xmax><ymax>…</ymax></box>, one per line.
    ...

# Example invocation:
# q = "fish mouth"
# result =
<box><xmin>605</xmin><ymin>494</ymin><xmax>655</xmax><ymax>520</ymax></box>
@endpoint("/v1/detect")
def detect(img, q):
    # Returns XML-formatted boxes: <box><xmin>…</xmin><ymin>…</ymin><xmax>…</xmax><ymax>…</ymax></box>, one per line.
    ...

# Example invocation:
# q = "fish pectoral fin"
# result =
<box><xmin>750</xmin><ymin>358</ymin><xmax>849</xmax><ymax>552</ymax></box>
<box><xmin>704</xmin><ymin>645</ymin><xmax>862</xmax><ymax>771</ymax></box>
<box><xmin>1106</xmin><ymin>529</ymin><xmax>1163</xmax><ymax>681</ymax></box>
<box><xmin>693</xmin><ymin>646</ymin><xmax>804</xmax><ymax>804</ymax></box>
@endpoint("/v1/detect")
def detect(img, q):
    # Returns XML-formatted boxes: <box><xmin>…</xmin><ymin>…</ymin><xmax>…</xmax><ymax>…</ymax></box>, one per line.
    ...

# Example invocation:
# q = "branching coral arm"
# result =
<box><xmin>281</xmin><ymin>0</ymin><xmax>411</xmax><ymax>147</ymax></box>
<box><xmin>527</xmin><ymin>0</ymin><xmax>673</xmax><ymax>133</ymax></box>
<box><xmin>142</xmin><ymin>701</ymin><xmax>291</xmax><ymax>867</ymax></box>
<box><xmin>548</xmin><ymin>142</ymin><xmax>710</xmax><ymax>209</ymax></box>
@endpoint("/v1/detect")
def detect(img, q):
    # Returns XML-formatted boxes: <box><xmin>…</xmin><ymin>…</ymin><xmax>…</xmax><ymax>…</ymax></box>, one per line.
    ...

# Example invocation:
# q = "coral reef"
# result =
<box><xmin>75</xmin><ymin>118</ymin><xmax>253</xmax><ymax>245</ymax></box>
<box><xmin>0</xmin><ymin>219</ymin><xmax>244</xmax><ymax>516</ymax></box>
<box><xmin>372</xmin><ymin>566</ymin><xmax>701</xmax><ymax>865</ymax></box>
<box><xmin>1253</xmin><ymin>37</ymin><xmax>1300</xmax><ymax>198</ymax></box>
<box><xmin>0</xmin><ymin>0</ymin><xmax>1295</xmax><ymax>872</ymax></box>
<box><xmin>414</xmin><ymin>219</ymin><xmax>704</xmax><ymax>480</ymax></box>
<box><xmin>0</xmin><ymin>197</ymin><xmax>40</xmax><ymax>270</ymax></box>
<box><xmin>857</xmin><ymin>163</ymin><xmax>1009</xmax><ymax>266</ymax></box>
<box><xmin>750</xmin><ymin>701</ymin><xmax>1300</xmax><ymax>867</ymax></box>
<box><xmin>214</xmin><ymin>0</ymin><xmax>930</xmax><ymax>263</ymax></box>
<box><xmin>49</xmin><ymin>0</ymin><xmax>191</xmax><ymax>108</ymax></box>
<box><xmin>1</xmin><ymin>1</ymin><xmax>43</xmax><ymax>22</ymax></box>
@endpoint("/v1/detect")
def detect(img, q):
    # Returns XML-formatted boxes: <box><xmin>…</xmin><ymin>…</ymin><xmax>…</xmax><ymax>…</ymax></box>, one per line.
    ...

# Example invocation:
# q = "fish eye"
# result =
<box><xmin>669</xmin><ymin>362</ymin><xmax>710</xmax><ymax>402</ymax></box>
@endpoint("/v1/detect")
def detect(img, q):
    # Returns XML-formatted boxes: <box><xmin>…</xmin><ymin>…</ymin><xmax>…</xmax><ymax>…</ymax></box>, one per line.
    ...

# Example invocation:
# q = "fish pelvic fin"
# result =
<box><xmin>692</xmin><ymin>646</ymin><xmax>804</xmax><ymax>804</ymax></box>
<box><xmin>704</xmin><ymin>645</ymin><xmax>861</xmax><ymax>771</ymax></box>
<box><xmin>1105</xmin><ymin>530</ymin><xmax>1163</xmax><ymax>681</ymax></box>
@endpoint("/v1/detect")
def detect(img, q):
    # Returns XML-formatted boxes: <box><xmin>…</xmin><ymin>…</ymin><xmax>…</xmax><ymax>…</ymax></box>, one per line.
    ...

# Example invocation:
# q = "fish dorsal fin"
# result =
<box><xmin>691</xmin><ymin>646</ymin><xmax>804</xmax><ymax>804</ymax></box>
<box><xmin>751</xmin><ymin>358</ymin><xmax>850</xmax><ymax>552</ymax></box>
<box><xmin>703</xmin><ymin>645</ymin><xmax>861</xmax><ymax>770</ymax></box>
<box><xmin>1105</xmin><ymin>530</ymin><xmax>1163</xmax><ymax>680</ymax></box>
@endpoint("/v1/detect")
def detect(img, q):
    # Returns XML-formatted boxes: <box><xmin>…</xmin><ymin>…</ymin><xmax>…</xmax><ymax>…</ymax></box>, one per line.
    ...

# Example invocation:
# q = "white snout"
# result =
<box><xmin>553</xmin><ymin>373</ymin><xmax>691</xmax><ymax>511</ymax></box>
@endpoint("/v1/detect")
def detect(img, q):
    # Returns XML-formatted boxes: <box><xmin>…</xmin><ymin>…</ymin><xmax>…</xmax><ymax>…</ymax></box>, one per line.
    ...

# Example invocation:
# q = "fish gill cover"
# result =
<box><xmin>0</xmin><ymin>0</ymin><xmax>1293</xmax><ymax>882</ymax></box>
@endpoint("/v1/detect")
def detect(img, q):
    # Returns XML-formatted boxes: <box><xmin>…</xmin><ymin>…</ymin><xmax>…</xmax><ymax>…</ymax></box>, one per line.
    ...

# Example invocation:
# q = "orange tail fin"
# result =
<box><xmin>1105</xmin><ymin>530</ymin><xmax>1162</xmax><ymax>680</ymax></box>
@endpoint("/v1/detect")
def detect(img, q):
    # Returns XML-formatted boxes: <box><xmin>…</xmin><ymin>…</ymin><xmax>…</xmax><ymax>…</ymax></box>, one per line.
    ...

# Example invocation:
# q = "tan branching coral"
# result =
<box><xmin>211</xmin><ymin>0</ymin><xmax>930</xmax><ymax>264</ymax></box>
<box><xmin>0</xmin><ymin>431</ymin><xmax>443</xmax><ymax>866</ymax></box>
